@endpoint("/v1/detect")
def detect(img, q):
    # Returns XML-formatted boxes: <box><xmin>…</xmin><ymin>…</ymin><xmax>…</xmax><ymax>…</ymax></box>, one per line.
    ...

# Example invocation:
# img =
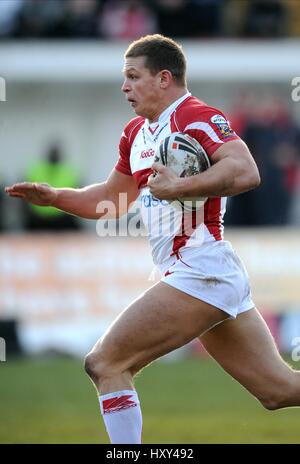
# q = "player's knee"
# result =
<box><xmin>84</xmin><ymin>351</ymin><xmax>112</xmax><ymax>384</ymax></box>
<box><xmin>84</xmin><ymin>352</ymin><xmax>98</xmax><ymax>381</ymax></box>
<box><xmin>84</xmin><ymin>347</ymin><xmax>134</xmax><ymax>385</ymax></box>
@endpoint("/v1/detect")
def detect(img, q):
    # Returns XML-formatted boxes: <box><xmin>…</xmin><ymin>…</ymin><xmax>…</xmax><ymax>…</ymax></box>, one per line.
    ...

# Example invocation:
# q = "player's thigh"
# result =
<box><xmin>200</xmin><ymin>308</ymin><xmax>292</xmax><ymax>399</ymax></box>
<box><xmin>91</xmin><ymin>281</ymin><xmax>229</xmax><ymax>372</ymax></box>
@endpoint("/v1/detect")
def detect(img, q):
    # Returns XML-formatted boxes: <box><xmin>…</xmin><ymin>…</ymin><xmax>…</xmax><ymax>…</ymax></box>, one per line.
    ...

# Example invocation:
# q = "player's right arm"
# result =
<box><xmin>6</xmin><ymin>118</ymin><xmax>143</xmax><ymax>219</ymax></box>
<box><xmin>5</xmin><ymin>168</ymin><xmax>139</xmax><ymax>219</ymax></box>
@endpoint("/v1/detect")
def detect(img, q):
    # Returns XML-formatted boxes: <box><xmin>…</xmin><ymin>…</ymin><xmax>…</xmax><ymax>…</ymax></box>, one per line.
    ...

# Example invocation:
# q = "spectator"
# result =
<box><xmin>243</xmin><ymin>0</ymin><xmax>288</xmax><ymax>38</ymax></box>
<box><xmin>153</xmin><ymin>0</ymin><xmax>195</xmax><ymax>38</ymax></box>
<box><xmin>226</xmin><ymin>96</ymin><xmax>300</xmax><ymax>226</ymax></box>
<box><xmin>285</xmin><ymin>0</ymin><xmax>300</xmax><ymax>37</ymax></box>
<box><xmin>99</xmin><ymin>0</ymin><xmax>156</xmax><ymax>40</ymax></box>
<box><xmin>0</xmin><ymin>0</ymin><xmax>24</xmax><ymax>38</ymax></box>
<box><xmin>227</xmin><ymin>90</ymin><xmax>258</xmax><ymax>136</ymax></box>
<box><xmin>15</xmin><ymin>0</ymin><xmax>68</xmax><ymax>38</ymax></box>
<box><xmin>65</xmin><ymin>0</ymin><xmax>101</xmax><ymax>38</ymax></box>
<box><xmin>189</xmin><ymin>0</ymin><xmax>224</xmax><ymax>37</ymax></box>
<box><xmin>23</xmin><ymin>143</ymin><xmax>82</xmax><ymax>231</ymax></box>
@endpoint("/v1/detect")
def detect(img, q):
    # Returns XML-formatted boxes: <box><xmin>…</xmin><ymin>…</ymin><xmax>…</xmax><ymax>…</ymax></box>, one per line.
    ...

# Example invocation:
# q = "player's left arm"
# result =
<box><xmin>176</xmin><ymin>139</ymin><xmax>261</xmax><ymax>198</ymax></box>
<box><xmin>149</xmin><ymin>139</ymin><xmax>260</xmax><ymax>200</ymax></box>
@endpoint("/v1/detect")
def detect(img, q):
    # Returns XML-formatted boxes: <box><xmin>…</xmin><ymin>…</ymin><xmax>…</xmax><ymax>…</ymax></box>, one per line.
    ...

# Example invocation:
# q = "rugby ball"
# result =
<box><xmin>154</xmin><ymin>132</ymin><xmax>211</xmax><ymax>208</ymax></box>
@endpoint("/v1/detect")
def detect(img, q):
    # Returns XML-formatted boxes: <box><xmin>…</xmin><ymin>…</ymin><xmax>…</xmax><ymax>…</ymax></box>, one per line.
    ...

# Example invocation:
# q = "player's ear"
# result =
<box><xmin>159</xmin><ymin>70</ymin><xmax>172</xmax><ymax>88</ymax></box>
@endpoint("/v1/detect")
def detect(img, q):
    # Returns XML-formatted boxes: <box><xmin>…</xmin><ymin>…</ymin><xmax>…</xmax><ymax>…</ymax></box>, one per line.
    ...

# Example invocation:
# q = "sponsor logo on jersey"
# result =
<box><xmin>140</xmin><ymin>148</ymin><xmax>155</xmax><ymax>159</ymax></box>
<box><xmin>210</xmin><ymin>114</ymin><xmax>234</xmax><ymax>137</ymax></box>
<box><xmin>141</xmin><ymin>193</ymin><xmax>169</xmax><ymax>207</ymax></box>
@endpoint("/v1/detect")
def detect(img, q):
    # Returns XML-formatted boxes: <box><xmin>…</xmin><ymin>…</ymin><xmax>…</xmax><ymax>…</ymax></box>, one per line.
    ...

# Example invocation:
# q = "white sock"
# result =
<box><xmin>99</xmin><ymin>389</ymin><xmax>142</xmax><ymax>444</ymax></box>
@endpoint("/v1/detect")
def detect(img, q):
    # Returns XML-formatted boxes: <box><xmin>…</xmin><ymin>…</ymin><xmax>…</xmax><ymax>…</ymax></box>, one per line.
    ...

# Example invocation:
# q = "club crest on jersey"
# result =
<box><xmin>210</xmin><ymin>114</ymin><xmax>233</xmax><ymax>138</ymax></box>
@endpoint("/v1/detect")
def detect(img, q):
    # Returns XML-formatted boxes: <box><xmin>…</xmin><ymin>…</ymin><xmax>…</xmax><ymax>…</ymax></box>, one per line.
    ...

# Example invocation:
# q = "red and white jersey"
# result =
<box><xmin>115</xmin><ymin>93</ymin><xmax>239</xmax><ymax>265</ymax></box>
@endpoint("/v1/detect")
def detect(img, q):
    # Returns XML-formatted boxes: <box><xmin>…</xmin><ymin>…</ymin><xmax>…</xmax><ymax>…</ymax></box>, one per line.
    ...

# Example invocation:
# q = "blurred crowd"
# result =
<box><xmin>0</xmin><ymin>0</ymin><xmax>300</xmax><ymax>40</ymax></box>
<box><xmin>226</xmin><ymin>94</ymin><xmax>300</xmax><ymax>226</ymax></box>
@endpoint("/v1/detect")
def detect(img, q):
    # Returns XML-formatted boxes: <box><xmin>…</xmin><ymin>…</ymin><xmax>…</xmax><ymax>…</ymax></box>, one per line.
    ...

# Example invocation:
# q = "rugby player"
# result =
<box><xmin>6</xmin><ymin>35</ymin><xmax>300</xmax><ymax>444</ymax></box>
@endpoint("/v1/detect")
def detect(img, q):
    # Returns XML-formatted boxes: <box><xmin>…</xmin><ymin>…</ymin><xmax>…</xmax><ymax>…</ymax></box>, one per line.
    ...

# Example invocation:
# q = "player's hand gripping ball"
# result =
<box><xmin>154</xmin><ymin>132</ymin><xmax>211</xmax><ymax>209</ymax></box>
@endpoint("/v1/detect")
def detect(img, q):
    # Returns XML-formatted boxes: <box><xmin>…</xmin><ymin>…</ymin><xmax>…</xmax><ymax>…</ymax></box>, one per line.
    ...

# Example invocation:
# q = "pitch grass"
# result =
<box><xmin>0</xmin><ymin>355</ymin><xmax>299</xmax><ymax>444</ymax></box>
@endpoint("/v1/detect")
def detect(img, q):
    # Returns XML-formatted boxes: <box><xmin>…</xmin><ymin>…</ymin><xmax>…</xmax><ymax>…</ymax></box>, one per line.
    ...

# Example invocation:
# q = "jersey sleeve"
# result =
<box><xmin>115</xmin><ymin>130</ymin><xmax>132</xmax><ymax>176</ymax></box>
<box><xmin>114</xmin><ymin>116</ymin><xmax>144</xmax><ymax>176</ymax></box>
<box><xmin>180</xmin><ymin>105</ymin><xmax>240</xmax><ymax>158</ymax></box>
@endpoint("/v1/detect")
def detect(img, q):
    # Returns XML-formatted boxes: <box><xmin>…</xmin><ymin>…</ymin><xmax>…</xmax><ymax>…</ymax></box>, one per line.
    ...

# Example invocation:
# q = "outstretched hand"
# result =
<box><xmin>4</xmin><ymin>182</ymin><xmax>58</xmax><ymax>206</ymax></box>
<box><xmin>147</xmin><ymin>162</ymin><xmax>180</xmax><ymax>200</ymax></box>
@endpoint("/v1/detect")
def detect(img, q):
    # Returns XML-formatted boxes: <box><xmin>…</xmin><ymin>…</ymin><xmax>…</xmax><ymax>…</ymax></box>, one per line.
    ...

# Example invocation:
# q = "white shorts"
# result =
<box><xmin>159</xmin><ymin>240</ymin><xmax>255</xmax><ymax>318</ymax></box>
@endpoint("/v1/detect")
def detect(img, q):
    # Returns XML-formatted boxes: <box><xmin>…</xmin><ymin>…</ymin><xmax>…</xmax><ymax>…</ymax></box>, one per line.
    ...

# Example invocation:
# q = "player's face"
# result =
<box><xmin>122</xmin><ymin>56</ymin><xmax>163</xmax><ymax>121</ymax></box>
